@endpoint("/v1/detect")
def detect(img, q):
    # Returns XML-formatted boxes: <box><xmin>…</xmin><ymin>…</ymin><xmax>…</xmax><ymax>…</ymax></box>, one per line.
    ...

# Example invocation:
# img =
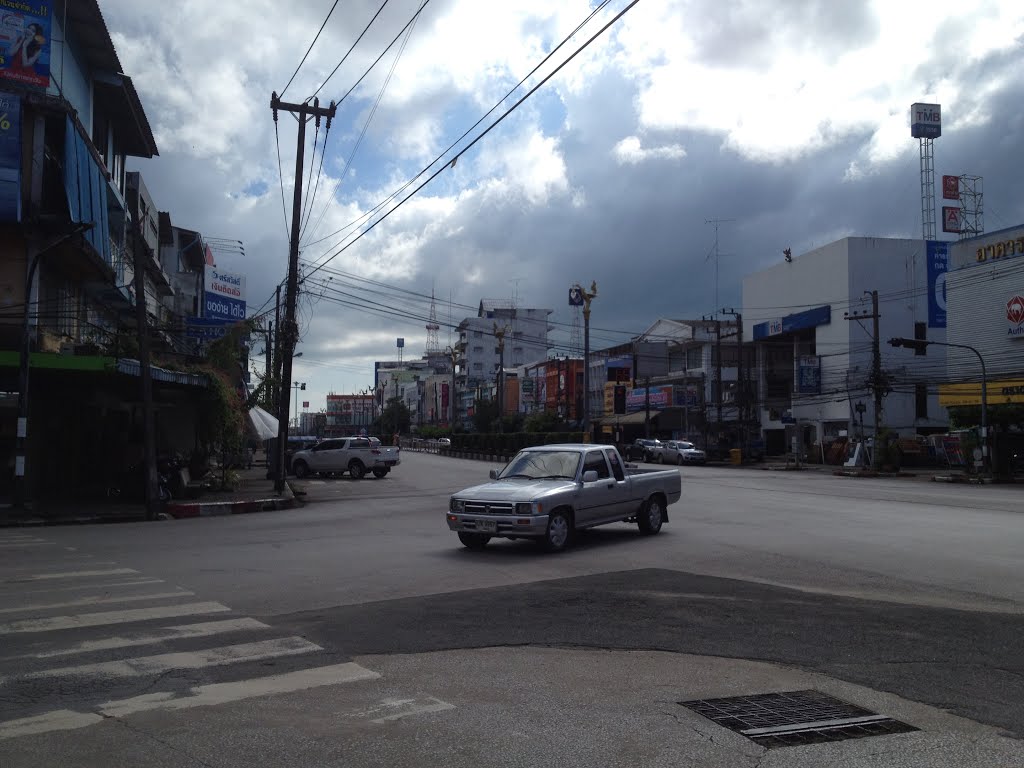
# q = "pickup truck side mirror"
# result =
<box><xmin>581</xmin><ymin>470</ymin><xmax>598</xmax><ymax>483</ymax></box>
<box><xmin>489</xmin><ymin>469</ymin><xmax>499</xmax><ymax>480</ymax></box>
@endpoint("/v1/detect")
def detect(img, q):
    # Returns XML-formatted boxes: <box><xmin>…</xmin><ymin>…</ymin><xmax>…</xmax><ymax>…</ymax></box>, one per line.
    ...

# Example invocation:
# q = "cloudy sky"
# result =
<box><xmin>101</xmin><ymin>0</ymin><xmax>1024</xmax><ymax>412</ymax></box>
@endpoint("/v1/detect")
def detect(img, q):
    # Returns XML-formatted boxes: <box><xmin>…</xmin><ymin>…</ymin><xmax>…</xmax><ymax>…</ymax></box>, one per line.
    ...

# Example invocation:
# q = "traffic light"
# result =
<box><xmin>889</xmin><ymin>337</ymin><xmax>929</xmax><ymax>354</ymax></box>
<box><xmin>613</xmin><ymin>385</ymin><xmax>626</xmax><ymax>415</ymax></box>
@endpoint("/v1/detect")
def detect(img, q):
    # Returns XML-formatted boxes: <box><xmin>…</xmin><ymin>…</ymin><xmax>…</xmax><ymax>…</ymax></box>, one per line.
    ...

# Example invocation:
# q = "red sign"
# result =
<box><xmin>941</xmin><ymin>206</ymin><xmax>961</xmax><ymax>234</ymax></box>
<box><xmin>302</xmin><ymin>401</ymin><xmax>309</xmax><ymax>409</ymax></box>
<box><xmin>1007</xmin><ymin>296</ymin><xmax>1024</xmax><ymax>326</ymax></box>
<box><xmin>942</xmin><ymin>175</ymin><xmax>959</xmax><ymax>200</ymax></box>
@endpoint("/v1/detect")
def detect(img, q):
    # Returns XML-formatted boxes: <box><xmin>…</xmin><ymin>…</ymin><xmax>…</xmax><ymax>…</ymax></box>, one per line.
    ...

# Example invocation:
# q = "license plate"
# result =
<box><xmin>384</xmin><ymin>460</ymin><xmax>397</xmax><ymax>466</ymax></box>
<box><xmin>477</xmin><ymin>520</ymin><xmax>497</xmax><ymax>533</ymax></box>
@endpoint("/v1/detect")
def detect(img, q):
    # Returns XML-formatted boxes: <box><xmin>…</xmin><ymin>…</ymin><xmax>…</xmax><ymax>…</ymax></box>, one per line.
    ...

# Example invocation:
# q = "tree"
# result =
<box><xmin>524</xmin><ymin>410</ymin><xmax>560</xmax><ymax>433</ymax></box>
<box><xmin>472</xmin><ymin>397</ymin><xmax>499</xmax><ymax>433</ymax></box>
<box><xmin>378</xmin><ymin>397</ymin><xmax>411</xmax><ymax>436</ymax></box>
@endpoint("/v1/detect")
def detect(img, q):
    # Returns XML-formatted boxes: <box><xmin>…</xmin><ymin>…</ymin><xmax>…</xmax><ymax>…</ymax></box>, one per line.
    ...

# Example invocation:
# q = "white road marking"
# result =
<box><xmin>0</xmin><ymin>568</ymin><xmax>138</xmax><ymax>583</ymax></box>
<box><xmin>99</xmin><ymin>662</ymin><xmax>380</xmax><ymax>717</ymax></box>
<box><xmin>0</xmin><ymin>541</ymin><xmax>50</xmax><ymax>548</ymax></box>
<box><xmin>0</xmin><ymin>662</ymin><xmax>382</xmax><ymax>739</ymax></box>
<box><xmin>0</xmin><ymin>602</ymin><xmax>231</xmax><ymax>634</ymax></box>
<box><xmin>9</xmin><ymin>618</ymin><xmax>271</xmax><ymax>659</ymax></box>
<box><xmin>0</xmin><ymin>578</ymin><xmax>166</xmax><ymax>598</ymax></box>
<box><xmin>0</xmin><ymin>710</ymin><xmax>105</xmax><ymax>740</ymax></box>
<box><xmin>16</xmin><ymin>636</ymin><xmax>322</xmax><ymax>681</ymax></box>
<box><xmin>0</xmin><ymin>591</ymin><xmax>193</xmax><ymax>615</ymax></box>
<box><xmin>344</xmin><ymin>696</ymin><xmax>457</xmax><ymax>723</ymax></box>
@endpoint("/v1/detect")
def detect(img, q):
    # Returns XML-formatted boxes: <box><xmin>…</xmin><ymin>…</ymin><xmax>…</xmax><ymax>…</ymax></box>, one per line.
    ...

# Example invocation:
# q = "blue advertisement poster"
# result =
<box><xmin>926</xmin><ymin>240</ymin><xmax>948</xmax><ymax>328</ymax></box>
<box><xmin>0</xmin><ymin>91</ymin><xmax>20</xmax><ymax>221</ymax></box>
<box><xmin>0</xmin><ymin>1</ymin><xmax>53</xmax><ymax>89</ymax></box>
<box><xmin>797</xmin><ymin>355</ymin><xmax>821</xmax><ymax>394</ymax></box>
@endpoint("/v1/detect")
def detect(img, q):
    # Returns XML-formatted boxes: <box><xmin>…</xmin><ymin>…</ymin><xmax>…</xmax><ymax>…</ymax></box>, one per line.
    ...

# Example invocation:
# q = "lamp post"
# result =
<box><xmin>889</xmin><ymin>337</ymin><xmax>988</xmax><ymax>471</ymax></box>
<box><xmin>291</xmin><ymin>381</ymin><xmax>306</xmax><ymax>432</ymax></box>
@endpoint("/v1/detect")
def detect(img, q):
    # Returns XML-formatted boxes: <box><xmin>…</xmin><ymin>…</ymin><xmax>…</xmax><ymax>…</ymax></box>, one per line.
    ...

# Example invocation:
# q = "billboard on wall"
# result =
<box><xmin>204</xmin><ymin>268</ymin><xmax>246</xmax><ymax>321</ymax></box>
<box><xmin>0</xmin><ymin>2</ymin><xmax>53</xmax><ymax>89</ymax></box>
<box><xmin>926</xmin><ymin>241</ymin><xmax>948</xmax><ymax>328</ymax></box>
<box><xmin>0</xmin><ymin>91</ymin><xmax>20</xmax><ymax>221</ymax></box>
<box><xmin>797</xmin><ymin>355</ymin><xmax>821</xmax><ymax>394</ymax></box>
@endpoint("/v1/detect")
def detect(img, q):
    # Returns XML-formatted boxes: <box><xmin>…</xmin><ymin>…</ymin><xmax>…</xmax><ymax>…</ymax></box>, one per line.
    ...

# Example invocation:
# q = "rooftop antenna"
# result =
<box><xmin>705</xmin><ymin>217</ymin><xmax>735</xmax><ymax>320</ymax></box>
<box><xmin>425</xmin><ymin>282</ymin><xmax>441</xmax><ymax>356</ymax></box>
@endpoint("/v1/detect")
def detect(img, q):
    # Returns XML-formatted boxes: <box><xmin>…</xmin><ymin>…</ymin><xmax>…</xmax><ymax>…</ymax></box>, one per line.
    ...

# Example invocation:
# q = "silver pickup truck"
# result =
<box><xmin>446</xmin><ymin>443</ymin><xmax>682</xmax><ymax>552</ymax></box>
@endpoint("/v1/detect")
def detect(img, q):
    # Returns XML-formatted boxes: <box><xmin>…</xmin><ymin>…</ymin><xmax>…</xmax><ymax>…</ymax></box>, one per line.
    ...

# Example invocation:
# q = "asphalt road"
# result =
<box><xmin>0</xmin><ymin>450</ymin><xmax>1021</xmax><ymax>766</ymax></box>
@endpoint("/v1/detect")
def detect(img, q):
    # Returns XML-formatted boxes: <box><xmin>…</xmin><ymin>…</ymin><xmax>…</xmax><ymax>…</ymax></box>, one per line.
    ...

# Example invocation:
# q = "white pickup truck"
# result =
<box><xmin>446</xmin><ymin>443</ymin><xmax>681</xmax><ymax>552</ymax></box>
<box><xmin>290</xmin><ymin>437</ymin><xmax>400</xmax><ymax>479</ymax></box>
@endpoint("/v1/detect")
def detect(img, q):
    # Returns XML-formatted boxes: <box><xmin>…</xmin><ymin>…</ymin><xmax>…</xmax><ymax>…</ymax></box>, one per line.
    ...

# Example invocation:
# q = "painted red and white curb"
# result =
<box><xmin>163</xmin><ymin>496</ymin><xmax>297</xmax><ymax>520</ymax></box>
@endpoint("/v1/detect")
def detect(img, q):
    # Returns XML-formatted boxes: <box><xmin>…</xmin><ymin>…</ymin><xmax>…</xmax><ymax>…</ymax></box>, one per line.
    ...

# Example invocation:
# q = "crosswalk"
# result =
<box><xmin>0</xmin><ymin>529</ymin><xmax>445</xmax><ymax>742</ymax></box>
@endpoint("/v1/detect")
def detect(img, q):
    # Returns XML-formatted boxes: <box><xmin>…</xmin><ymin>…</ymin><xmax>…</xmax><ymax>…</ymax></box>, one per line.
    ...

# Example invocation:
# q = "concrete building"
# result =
<box><xmin>942</xmin><ymin>224</ymin><xmax>1024</xmax><ymax>471</ymax></box>
<box><xmin>743</xmin><ymin>237</ymin><xmax>949</xmax><ymax>458</ymax></box>
<box><xmin>456</xmin><ymin>300</ymin><xmax>551</xmax><ymax>427</ymax></box>
<box><xmin>325</xmin><ymin>393</ymin><xmax>375</xmax><ymax>437</ymax></box>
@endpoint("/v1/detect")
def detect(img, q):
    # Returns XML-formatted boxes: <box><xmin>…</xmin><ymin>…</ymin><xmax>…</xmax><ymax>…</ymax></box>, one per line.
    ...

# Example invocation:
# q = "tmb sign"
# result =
<box><xmin>910</xmin><ymin>103</ymin><xmax>941</xmax><ymax>139</ymax></box>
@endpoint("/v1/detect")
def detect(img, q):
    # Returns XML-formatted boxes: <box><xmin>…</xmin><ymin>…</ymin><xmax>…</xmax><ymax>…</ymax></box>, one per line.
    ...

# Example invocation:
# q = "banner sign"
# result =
<box><xmin>185</xmin><ymin>317</ymin><xmax>233</xmax><ymax>340</ymax></box>
<box><xmin>926</xmin><ymin>240</ymin><xmax>948</xmax><ymax>328</ymax></box>
<box><xmin>797</xmin><ymin>355</ymin><xmax>821</xmax><ymax>394</ymax></box>
<box><xmin>204</xmin><ymin>268</ymin><xmax>246</xmax><ymax>321</ymax></box>
<box><xmin>0</xmin><ymin>90</ymin><xmax>19</xmax><ymax>221</ymax></box>
<box><xmin>0</xmin><ymin>2</ymin><xmax>53</xmax><ymax>89</ymax></box>
<box><xmin>942</xmin><ymin>175</ymin><xmax>959</xmax><ymax>200</ymax></box>
<box><xmin>626</xmin><ymin>385</ymin><xmax>672</xmax><ymax>411</ymax></box>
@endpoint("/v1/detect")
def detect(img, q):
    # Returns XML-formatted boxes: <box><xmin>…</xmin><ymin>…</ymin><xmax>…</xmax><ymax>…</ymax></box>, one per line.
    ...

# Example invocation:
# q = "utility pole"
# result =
<box><xmin>721</xmin><ymin>308</ymin><xmax>744</xmax><ymax>456</ymax></box>
<box><xmin>132</xmin><ymin>233</ymin><xmax>159</xmax><ymax>520</ymax></box>
<box><xmin>272</xmin><ymin>284</ymin><xmax>281</xmax><ymax>411</ymax></box>
<box><xmin>494</xmin><ymin>323</ymin><xmax>508</xmax><ymax>431</ymax></box>
<box><xmin>270</xmin><ymin>94</ymin><xmax>336</xmax><ymax>492</ymax></box>
<box><xmin>703</xmin><ymin>315</ymin><xmax>723</xmax><ymax>446</ymax></box>
<box><xmin>846</xmin><ymin>291</ymin><xmax>883</xmax><ymax>470</ymax></box>
<box><xmin>575</xmin><ymin>281</ymin><xmax>598</xmax><ymax>441</ymax></box>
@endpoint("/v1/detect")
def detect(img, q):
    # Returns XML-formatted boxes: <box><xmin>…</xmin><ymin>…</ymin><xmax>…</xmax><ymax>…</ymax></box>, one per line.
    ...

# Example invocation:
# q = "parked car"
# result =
<box><xmin>446</xmin><ymin>444</ymin><xmax>682</xmax><ymax>552</ymax></box>
<box><xmin>625</xmin><ymin>438</ymin><xmax>663</xmax><ymax>462</ymax></box>
<box><xmin>290</xmin><ymin>437</ymin><xmax>400</xmax><ymax>479</ymax></box>
<box><xmin>438</xmin><ymin>437</ymin><xmax>452</xmax><ymax>447</ymax></box>
<box><xmin>658</xmin><ymin>440</ymin><xmax>707</xmax><ymax>465</ymax></box>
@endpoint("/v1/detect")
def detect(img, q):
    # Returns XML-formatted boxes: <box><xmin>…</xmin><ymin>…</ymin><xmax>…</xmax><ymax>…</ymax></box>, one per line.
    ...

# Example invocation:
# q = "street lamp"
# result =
<box><xmin>572</xmin><ymin>281</ymin><xmax>598</xmax><ymax>439</ymax></box>
<box><xmin>291</xmin><ymin>381</ymin><xmax>306</xmax><ymax>432</ymax></box>
<box><xmin>889</xmin><ymin>337</ymin><xmax>988</xmax><ymax>471</ymax></box>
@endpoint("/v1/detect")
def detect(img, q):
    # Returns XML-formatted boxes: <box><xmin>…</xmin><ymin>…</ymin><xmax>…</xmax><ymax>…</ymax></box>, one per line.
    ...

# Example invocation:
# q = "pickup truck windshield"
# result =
<box><xmin>499</xmin><ymin>450</ymin><xmax>582</xmax><ymax>480</ymax></box>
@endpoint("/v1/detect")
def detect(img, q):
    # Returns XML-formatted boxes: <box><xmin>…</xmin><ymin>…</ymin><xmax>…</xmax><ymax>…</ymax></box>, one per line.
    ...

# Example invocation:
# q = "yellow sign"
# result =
<box><xmin>939</xmin><ymin>379</ymin><xmax>1024</xmax><ymax>407</ymax></box>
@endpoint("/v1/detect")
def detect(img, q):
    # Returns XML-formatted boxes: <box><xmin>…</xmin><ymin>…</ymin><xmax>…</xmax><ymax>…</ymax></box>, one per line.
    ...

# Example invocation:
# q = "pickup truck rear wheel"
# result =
<box><xmin>638</xmin><ymin>496</ymin><xmax>664</xmax><ymax>535</ymax></box>
<box><xmin>293</xmin><ymin>460</ymin><xmax>309</xmax><ymax>479</ymax></box>
<box><xmin>372</xmin><ymin>468</ymin><xmax>389</xmax><ymax>479</ymax></box>
<box><xmin>348</xmin><ymin>461</ymin><xmax>366</xmax><ymax>480</ymax></box>
<box><xmin>458</xmin><ymin>532</ymin><xmax>490</xmax><ymax>550</ymax></box>
<box><xmin>541</xmin><ymin>509</ymin><xmax>573</xmax><ymax>552</ymax></box>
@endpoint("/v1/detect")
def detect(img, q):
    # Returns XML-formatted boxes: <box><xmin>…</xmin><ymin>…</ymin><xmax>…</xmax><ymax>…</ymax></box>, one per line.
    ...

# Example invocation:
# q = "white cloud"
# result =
<box><xmin>613</xmin><ymin>136</ymin><xmax>686</xmax><ymax>165</ymax></box>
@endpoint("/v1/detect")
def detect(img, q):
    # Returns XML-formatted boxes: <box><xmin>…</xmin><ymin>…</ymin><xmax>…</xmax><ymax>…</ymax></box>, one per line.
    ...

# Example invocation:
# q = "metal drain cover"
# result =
<box><xmin>678</xmin><ymin>690</ymin><xmax>918</xmax><ymax>748</ymax></box>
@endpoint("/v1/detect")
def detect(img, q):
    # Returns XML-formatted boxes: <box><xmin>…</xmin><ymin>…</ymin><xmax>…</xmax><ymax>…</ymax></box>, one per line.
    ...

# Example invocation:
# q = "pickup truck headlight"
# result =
<box><xmin>515</xmin><ymin>502</ymin><xmax>541</xmax><ymax>515</ymax></box>
<box><xmin>450</xmin><ymin>498</ymin><xmax>465</xmax><ymax>513</ymax></box>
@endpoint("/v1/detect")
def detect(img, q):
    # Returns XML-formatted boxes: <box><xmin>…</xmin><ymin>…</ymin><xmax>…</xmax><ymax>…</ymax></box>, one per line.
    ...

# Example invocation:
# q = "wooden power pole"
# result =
<box><xmin>846</xmin><ymin>290</ymin><xmax>883</xmax><ymax>470</ymax></box>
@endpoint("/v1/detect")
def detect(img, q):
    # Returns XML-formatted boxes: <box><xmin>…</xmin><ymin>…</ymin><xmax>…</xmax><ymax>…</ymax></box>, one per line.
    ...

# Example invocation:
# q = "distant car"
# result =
<box><xmin>659</xmin><ymin>441</ymin><xmax>707</xmax><ymax>465</ymax></box>
<box><xmin>438</xmin><ymin>437</ymin><xmax>452</xmax><ymax>447</ymax></box>
<box><xmin>625</xmin><ymin>438</ymin><xmax>663</xmax><ymax>463</ymax></box>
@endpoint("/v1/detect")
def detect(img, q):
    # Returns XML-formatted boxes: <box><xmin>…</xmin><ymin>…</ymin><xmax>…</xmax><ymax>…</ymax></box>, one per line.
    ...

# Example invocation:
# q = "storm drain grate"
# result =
<box><xmin>678</xmin><ymin>690</ymin><xmax>918</xmax><ymax>748</ymax></box>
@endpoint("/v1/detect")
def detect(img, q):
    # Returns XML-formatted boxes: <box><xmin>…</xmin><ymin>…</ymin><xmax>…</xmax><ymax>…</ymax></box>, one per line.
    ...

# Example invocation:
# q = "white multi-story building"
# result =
<box><xmin>456</xmin><ymin>300</ymin><xmax>552</xmax><ymax>423</ymax></box>
<box><xmin>743</xmin><ymin>236</ymin><xmax>949</xmax><ymax>456</ymax></box>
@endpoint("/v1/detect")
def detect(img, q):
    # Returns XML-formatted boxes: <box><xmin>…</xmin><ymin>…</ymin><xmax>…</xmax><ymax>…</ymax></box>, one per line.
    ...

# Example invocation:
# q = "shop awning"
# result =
<box><xmin>248</xmin><ymin>406</ymin><xmax>279</xmax><ymax>440</ymax></box>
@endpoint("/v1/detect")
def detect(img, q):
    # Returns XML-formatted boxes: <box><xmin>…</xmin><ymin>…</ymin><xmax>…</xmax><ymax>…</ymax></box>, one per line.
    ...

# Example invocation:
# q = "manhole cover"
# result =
<box><xmin>678</xmin><ymin>690</ymin><xmax>918</xmax><ymax>748</ymax></box>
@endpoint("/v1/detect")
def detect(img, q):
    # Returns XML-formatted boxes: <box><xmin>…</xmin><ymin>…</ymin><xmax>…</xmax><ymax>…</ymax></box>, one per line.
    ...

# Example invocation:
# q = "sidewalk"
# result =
<box><xmin>0</xmin><ymin>462</ymin><xmax>299</xmax><ymax>527</ymax></box>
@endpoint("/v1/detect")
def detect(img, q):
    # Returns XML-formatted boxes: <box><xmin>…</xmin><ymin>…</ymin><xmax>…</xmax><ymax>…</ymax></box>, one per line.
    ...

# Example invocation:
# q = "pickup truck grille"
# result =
<box><xmin>464</xmin><ymin>501</ymin><xmax>515</xmax><ymax>515</ymax></box>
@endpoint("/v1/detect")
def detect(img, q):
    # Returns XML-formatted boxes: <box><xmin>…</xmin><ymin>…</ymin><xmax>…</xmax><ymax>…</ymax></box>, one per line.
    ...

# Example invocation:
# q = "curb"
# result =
<box><xmin>164</xmin><ymin>492</ymin><xmax>298</xmax><ymax>520</ymax></box>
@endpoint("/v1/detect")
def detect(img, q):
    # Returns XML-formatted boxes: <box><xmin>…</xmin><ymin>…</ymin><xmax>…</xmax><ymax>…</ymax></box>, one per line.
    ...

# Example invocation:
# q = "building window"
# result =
<box><xmin>914</xmin><ymin>322</ymin><xmax>927</xmax><ymax>356</ymax></box>
<box><xmin>473</xmin><ymin>331</ymin><xmax>482</xmax><ymax>338</ymax></box>
<box><xmin>915</xmin><ymin>383</ymin><xmax>928</xmax><ymax>419</ymax></box>
<box><xmin>686</xmin><ymin>347</ymin><xmax>702</xmax><ymax>370</ymax></box>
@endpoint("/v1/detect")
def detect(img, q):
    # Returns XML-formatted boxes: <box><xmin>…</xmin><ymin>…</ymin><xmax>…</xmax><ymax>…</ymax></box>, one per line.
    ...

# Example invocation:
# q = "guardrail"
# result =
<box><xmin>402</xmin><ymin>438</ymin><xmax>443</xmax><ymax>454</ymax></box>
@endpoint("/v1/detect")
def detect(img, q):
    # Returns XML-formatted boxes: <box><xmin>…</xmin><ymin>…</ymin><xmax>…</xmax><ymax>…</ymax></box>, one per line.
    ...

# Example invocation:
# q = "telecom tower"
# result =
<box><xmin>958</xmin><ymin>175</ymin><xmax>984</xmax><ymax>239</ymax></box>
<box><xmin>910</xmin><ymin>102</ymin><xmax>942</xmax><ymax>240</ymax></box>
<box><xmin>425</xmin><ymin>289</ymin><xmax>441</xmax><ymax>357</ymax></box>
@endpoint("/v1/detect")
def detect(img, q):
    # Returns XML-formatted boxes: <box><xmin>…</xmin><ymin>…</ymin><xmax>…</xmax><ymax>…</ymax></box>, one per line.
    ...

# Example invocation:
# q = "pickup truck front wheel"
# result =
<box><xmin>458</xmin><ymin>532</ymin><xmax>490</xmax><ymax>550</ymax></box>
<box><xmin>541</xmin><ymin>509</ymin><xmax>573</xmax><ymax>552</ymax></box>
<box><xmin>638</xmin><ymin>496</ymin><xmax>664</xmax><ymax>535</ymax></box>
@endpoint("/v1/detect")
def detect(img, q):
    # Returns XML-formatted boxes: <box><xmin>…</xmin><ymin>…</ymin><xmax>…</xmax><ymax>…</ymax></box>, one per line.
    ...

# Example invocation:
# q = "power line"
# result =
<box><xmin>273</xmin><ymin>119</ymin><xmax>291</xmax><ymax>239</ymax></box>
<box><xmin>279</xmin><ymin>0</ymin><xmax>342</xmax><ymax>98</ymax></box>
<box><xmin>301</xmin><ymin>0</ymin><xmax>613</xmax><ymax>252</ymax></box>
<box><xmin>302</xmin><ymin>0</ymin><xmax>640</xmax><ymax>284</ymax></box>
<box><xmin>310</xmin><ymin>0</ymin><xmax>394</xmax><ymax>100</ymax></box>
